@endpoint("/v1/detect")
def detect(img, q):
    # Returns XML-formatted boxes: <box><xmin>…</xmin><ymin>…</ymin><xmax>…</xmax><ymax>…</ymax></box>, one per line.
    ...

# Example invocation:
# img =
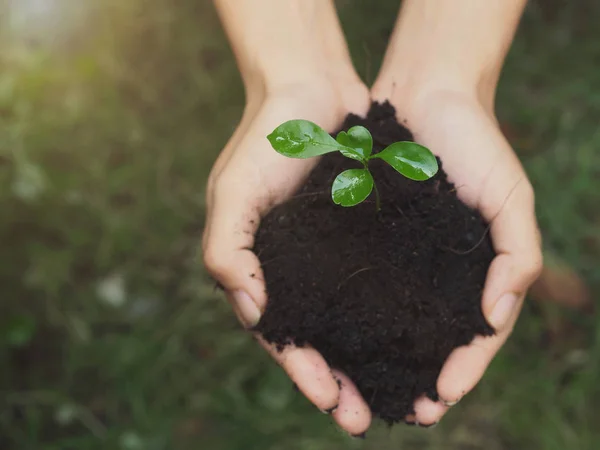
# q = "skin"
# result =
<box><xmin>204</xmin><ymin>0</ymin><xmax>542</xmax><ymax>435</ymax></box>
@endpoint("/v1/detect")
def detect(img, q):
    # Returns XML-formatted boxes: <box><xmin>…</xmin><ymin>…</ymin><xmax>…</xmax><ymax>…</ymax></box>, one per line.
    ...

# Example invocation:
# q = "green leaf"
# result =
<box><xmin>331</xmin><ymin>169</ymin><xmax>374</xmax><ymax>207</ymax></box>
<box><xmin>267</xmin><ymin>119</ymin><xmax>347</xmax><ymax>158</ymax></box>
<box><xmin>336</xmin><ymin>126</ymin><xmax>373</xmax><ymax>160</ymax></box>
<box><xmin>372</xmin><ymin>142</ymin><xmax>439</xmax><ymax>181</ymax></box>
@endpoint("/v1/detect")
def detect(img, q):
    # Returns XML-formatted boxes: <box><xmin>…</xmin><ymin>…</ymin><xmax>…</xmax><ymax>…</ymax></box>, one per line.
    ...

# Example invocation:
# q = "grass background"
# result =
<box><xmin>1</xmin><ymin>0</ymin><xmax>599</xmax><ymax>449</ymax></box>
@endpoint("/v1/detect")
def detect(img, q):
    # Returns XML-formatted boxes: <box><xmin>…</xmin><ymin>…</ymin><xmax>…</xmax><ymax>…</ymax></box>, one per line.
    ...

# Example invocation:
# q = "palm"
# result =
<box><xmin>406</xmin><ymin>97</ymin><xmax>526</xmax><ymax>216</ymax></box>
<box><xmin>209</xmin><ymin>92</ymin><xmax>353</xmax><ymax>212</ymax></box>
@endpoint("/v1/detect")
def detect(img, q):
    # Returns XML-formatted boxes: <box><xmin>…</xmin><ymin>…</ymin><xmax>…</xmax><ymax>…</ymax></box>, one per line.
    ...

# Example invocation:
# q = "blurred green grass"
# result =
<box><xmin>0</xmin><ymin>1</ymin><xmax>599</xmax><ymax>449</ymax></box>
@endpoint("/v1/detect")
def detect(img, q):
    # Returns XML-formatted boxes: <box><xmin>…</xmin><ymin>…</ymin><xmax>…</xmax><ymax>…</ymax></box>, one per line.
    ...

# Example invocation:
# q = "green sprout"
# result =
<box><xmin>267</xmin><ymin>120</ymin><xmax>439</xmax><ymax>210</ymax></box>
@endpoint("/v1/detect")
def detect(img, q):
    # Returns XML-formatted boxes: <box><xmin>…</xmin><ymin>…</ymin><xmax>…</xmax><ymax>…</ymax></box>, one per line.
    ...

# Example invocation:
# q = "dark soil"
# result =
<box><xmin>254</xmin><ymin>102</ymin><xmax>495</xmax><ymax>424</ymax></box>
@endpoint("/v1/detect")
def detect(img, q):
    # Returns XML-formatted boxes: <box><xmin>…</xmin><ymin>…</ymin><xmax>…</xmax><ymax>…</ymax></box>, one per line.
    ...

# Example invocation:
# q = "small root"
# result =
<box><xmin>440</xmin><ymin>222</ymin><xmax>492</xmax><ymax>255</ymax></box>
<box><xmin>393</xmin><ymin>204</ymin><xmax>407</xmax><ymax>219</ymax></box>
<box><xmin>442</xmin><ymin>177</ymin><xmax>525</xmax><ymax>255</ymax></box>
<box><xmin>289</xmin><ymin>190</ymin><xmax>328</xmax><ymax>201</ymax></box>
<box><xmin>260</xmin><ymin>255</ymin><xmax>287</xmax><ymax>267</ymax></box>
<box><xmin>337</xmin><ymin>267</ymin><xmax>374</xmax><ymax>290</ymax></box>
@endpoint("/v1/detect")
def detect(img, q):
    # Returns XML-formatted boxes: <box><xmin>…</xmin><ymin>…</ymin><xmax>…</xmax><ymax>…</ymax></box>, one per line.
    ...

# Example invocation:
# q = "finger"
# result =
<box><xmin>202</xmin><ymin>172</ymin><xmax>268</xmax><ymax>312</ymax></box>
<box><xmin>256</xmin><ymin>336</ymin><xmax>340</xmax><ymax>412</ymax></box>
<box><xmin>330</xmin><ymin>370</ymin><xmax>372</xmax><ymax>435</ymax></box>
<box><xmin>480</xmin><ymin>177</ymin><xmax>543</xmax><ymax>314</ymax></box>
<box><xmin>412</xmin><ymin>395</ymin><xmax>448</xmax><ymax>427</ymax></box>
<box><xmin>482</xmin><ymin>177</ymin><xmax>541</xmax><ymax>334</ymax></box>
<box><xmin>211</xmin><ymin>192</ymin><xmax>340</xmax><ymax>413</ymax></box>
<box><xmin>435</xmin><ymin>308</ymin><xmax>519</xmax><ymax>405</ymax></box>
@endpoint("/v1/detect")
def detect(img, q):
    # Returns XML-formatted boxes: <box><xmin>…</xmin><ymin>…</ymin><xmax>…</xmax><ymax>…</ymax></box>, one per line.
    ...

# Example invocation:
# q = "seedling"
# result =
<box><xmin>267</xmin><ymin>120</ymin><xmax>439</xmax><ymax>210</ymax></box>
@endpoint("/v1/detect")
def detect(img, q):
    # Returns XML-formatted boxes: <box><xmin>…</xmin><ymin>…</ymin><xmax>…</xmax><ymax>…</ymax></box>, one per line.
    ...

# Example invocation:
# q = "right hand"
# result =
<box><xmin>202</xmin><ymin>78</ymin><xmax>373</xmax><ymax>435</ymax></box>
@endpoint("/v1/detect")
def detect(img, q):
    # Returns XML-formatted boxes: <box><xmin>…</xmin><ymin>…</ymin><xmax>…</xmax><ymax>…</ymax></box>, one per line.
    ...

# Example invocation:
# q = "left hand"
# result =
<box><xmin>371</xmin><ymin>86</ymin><xmax>543</xmax><ymax>425</ymax></box>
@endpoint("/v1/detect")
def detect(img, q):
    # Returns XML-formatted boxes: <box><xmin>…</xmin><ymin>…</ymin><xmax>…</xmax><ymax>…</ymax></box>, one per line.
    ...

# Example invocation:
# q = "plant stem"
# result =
<box><xmin>363</xmin><ymin>161</ymin><xmax>381</xmax><ymax>213</ymax></box>
<box><xmin>373</xmin><ymin>179</ymin><xmax>381</xmax><ymax>213</ymax></box>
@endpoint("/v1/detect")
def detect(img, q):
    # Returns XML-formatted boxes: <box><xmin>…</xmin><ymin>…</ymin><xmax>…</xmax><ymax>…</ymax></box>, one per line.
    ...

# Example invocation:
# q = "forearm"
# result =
<box><xmin>213</xmin><ymin>0</ymin><xmax>357</xmax><ymax>95</ymax></box>
<box><xmin>373</xmin><ymin>0</ymin><xmax>527</xmax><ymax>109</ymax></box>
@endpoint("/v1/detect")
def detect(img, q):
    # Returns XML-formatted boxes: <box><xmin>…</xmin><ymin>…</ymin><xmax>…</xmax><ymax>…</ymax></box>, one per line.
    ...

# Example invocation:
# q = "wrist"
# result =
<box><xmin>371</xmin><ymin>57</ymin><xmax>500</xmax><ymax>125</ymax></box>
<box><xmin>216</xmin><ymin>0</ymin><xmax>363</xmax><ymax>107</ymax></box>
<box><xmin>372</xmin><ymin>0</ymin><xmax>526</xmax><ymax>117</ymax></box>
<box><xmin>242</xmin><ymin>65</ymin><xmax>326</xmax><ymax>105</ymax></box>
<box><xmin>371</xmin><ymin>76</ymin><xmax>497</xmax><ymax>139</ymax></box>
<box><xmin>245</xmin><ymin>65</ymin><xmax>369</xmax><ymax>118</ymax></box>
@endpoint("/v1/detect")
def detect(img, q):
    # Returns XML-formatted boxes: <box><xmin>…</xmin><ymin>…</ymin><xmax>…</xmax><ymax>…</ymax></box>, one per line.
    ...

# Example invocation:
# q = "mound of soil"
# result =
<box><xmin>254</xmin><ymin>102</ymin><xmax>495</xmax><ymax>424</ymax></box>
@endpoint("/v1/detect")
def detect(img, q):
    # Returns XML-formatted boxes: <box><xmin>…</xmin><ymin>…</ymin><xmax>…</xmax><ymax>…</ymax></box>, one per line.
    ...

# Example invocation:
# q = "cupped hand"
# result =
<box><xmin>372</xmin><ymin>87</ymin><xmax>543</xmax><ymax>425</ymax></box>
<box><xmin>202</xmin><ymin>79</ymin><xmax>373</xmax><ymax>435</ymax></box>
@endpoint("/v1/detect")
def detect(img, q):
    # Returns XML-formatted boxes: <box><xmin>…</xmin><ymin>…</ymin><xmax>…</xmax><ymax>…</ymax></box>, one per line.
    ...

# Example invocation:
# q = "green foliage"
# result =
<box><xmin>331</xmin><ymin>168</ymin><xmax>374</xmax><ymax>207</ymax></box>
<box><xmin>336</xmin><ymin>126</ymin><xmax>373</xmax><ymax>160</ymax></box>
<box><xmin>267</xmin><ymin>120</ymin><xmax>343</xmax><ymax>159</ymax></box>
<box><xmin>372</xmin><ymin>141</ymin><xmax>439</xmax><ymax>181</ymax></box>
<box><xmin>267</xmin><ymin>120</ymin><xmax>439</xmax><ymax>209</ymax></box>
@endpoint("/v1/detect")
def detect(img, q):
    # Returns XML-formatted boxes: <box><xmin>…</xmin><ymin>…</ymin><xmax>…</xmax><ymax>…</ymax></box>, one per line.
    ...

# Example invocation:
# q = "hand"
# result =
<box><xmin>372</xmin><ymin>85</ymin><xmax>543</xmax><ymax>425</ymax></box>
<box><xmin>202</xmin><ymin>78</ymin><xmax>373</xmax><ymax>435</ymax></box>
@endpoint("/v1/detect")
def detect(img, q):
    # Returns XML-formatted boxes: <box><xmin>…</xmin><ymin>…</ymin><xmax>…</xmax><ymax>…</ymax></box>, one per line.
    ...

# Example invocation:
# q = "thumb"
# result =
<box><xmin>202</xmin><ymin>176</ymin><xmax>268</xmax><ymax>324</ymax></box>
<box><xmin>203</xmin><ymin>175</ymin><xmax>343</xmax><ymax>415</ymax></box>
<box><xmin>481</xmin><ymin>182</ymin><xmax>543</xmax><ymax>332</ymax></box>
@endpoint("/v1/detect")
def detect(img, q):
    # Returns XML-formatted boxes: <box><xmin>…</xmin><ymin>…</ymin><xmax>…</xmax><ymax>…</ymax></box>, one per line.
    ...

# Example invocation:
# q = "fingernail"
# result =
<box><xmin>321</xmin><ymin>405</ymin><xmax>338</xmax><ymax>414</ymax></box>
<box><xmin>351</xmin><ymin>432</ymin><xmax>366</xmax><ymax>439</ymax></box>
<box><xmin>442</xmin><ymin>398</ymin><xmax>460</xmax><ymax>407</ymax></box>
<box><xmin>230</xmin><ymin>290</ymin><xmax>261</xmax><ymax>328</ymax></box>
<box><xmin>489</xmin><ymin>293</ymin><xmax>518</xmax><ymax>330</ymax></box>
<box><xmin>419</xmin><ymin>421</ymin><xmax>439</xmax><ymax>429</ymax></box>
<box><xmin>333</xmin><ymin>376</ymin><xmax>343</xmax><ymax>390</ymax></box>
